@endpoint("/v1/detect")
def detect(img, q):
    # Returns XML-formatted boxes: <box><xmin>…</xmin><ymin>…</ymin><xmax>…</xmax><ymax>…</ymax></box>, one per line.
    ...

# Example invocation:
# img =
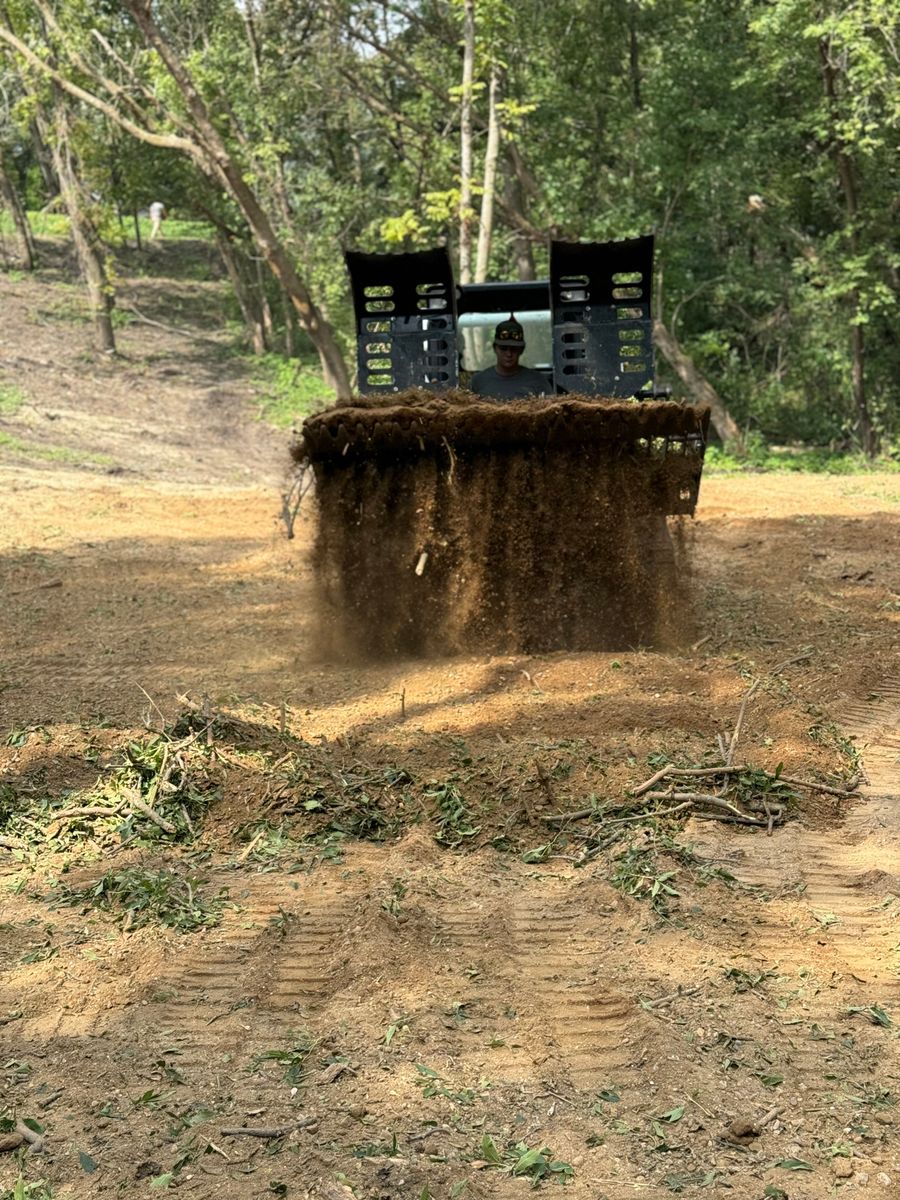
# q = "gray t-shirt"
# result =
<box><xmin>470</xmin><ymin>365</ymin><xmax>549</xmax><ymax>401</ymax></box>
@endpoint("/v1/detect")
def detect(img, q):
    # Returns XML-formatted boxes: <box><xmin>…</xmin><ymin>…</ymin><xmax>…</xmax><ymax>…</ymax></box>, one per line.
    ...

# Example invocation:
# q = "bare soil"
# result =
<box><xmin>1</xmin><ymin>243</ymin><xmax>899</xmax><ymax>1200</ymax></box>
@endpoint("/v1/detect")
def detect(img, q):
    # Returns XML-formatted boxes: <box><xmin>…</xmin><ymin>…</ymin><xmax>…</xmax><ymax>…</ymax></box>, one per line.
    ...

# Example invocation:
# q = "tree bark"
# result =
<box><xmin>458</xmin><ymin>0</ymin><xmax>475</xmax><ymax>285</ymax></box>
<box><xmin>122</xmin><ymin>0</ymin><xmax>350</xmax><ymax>397</ymax></box>
<box><xmin>474</xmin><ymin>64</ymin><xmax>501</xmax><ymax>284</ymax></box>
<box><xmin>215</xmin><ymin>231</ymin><xmax>267</xmax><ymax>355</ymax></box>
<box><xmin>652</xmin><ymin>318</ymin><xmax>741</xmax><ymax>444</ymax></box>
<box><xmin>46</xmin><ymin>105</ymin><xmax>116</xmax><ymax>353</ymax></box>
<box><xmin>818</xmin><ymin>38</ymin><xmax>876</xmax><ymax>457</ymax></box>
<box><xmin>0</xmin><ymin>153</ymin><xmax>35</xmax><ymax>270</ymax></box>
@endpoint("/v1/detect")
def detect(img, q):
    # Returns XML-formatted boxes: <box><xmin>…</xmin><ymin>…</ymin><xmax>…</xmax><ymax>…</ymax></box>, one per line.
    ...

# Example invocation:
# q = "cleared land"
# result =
<box><xmin>1</xmin><ymin>244</ymin><xmax>898</xmax><ymax>1200</ymax></box>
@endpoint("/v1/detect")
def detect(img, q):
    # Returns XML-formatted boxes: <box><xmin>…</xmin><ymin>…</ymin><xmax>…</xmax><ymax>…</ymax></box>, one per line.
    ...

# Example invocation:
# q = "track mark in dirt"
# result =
<box><xmin>440</xmin><ymin>899</ymin><xmax>638</xmax><ymax>1086</ymax></box>
<box><xmin>840</xmin><ymin>680</ymin><xmax>900</xmax><ymax>797</ymax></box>
<box><xmin>150</xmin><ymin>874</ymin><xmax>359</xmax><ymax>1085</ymax></box>
<box><xmin>508</xmin><ymin>901</ymin><xmax>636</xmax><ymax>1085</ymax></box>
<box><xmin>693</xmin><ymin>682</ymin><xmax>900</xmax><ymax>993</ymax></box>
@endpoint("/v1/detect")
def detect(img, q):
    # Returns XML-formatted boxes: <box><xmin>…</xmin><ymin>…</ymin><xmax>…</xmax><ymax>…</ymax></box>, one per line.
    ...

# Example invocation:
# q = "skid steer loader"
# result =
<box><xmin>298</xmin><ymin>236</ymin><xmax>710</xmax><ymax>657</ymax></box>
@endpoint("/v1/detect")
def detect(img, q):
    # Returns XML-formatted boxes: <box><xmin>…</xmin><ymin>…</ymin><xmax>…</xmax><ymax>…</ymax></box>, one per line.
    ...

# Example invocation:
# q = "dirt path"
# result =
<box><xmin>1</xmin><ymin>249</ymin><xmax>899</xmax><ymax>1200</ymax></box>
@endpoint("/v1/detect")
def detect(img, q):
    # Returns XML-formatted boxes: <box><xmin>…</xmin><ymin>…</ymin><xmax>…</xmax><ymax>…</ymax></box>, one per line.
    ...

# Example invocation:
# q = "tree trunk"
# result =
<box><xmin>47</xmin><ymin>105</ymin><xmax>116</xmax><ymax>353</ymax></box>
<box><xmin>122</xmin><ymin>0</ymin><xmax>351</xmax><ymax>398</ymax></box>
<box><xmin>30</xmin><ymin>120</ymin><xmax>58</xmax><ymax>199</ymax></box>
<box><xmin>458</xmin><ymin>0</ymin><xmax>475</xmax><ymax>285</ymax></box>
<box><xmin>652</xmin><ymin>318</ymin><xmax>741</xmax><ymax>445</ymax></box>
<box><xmin>474</xmin><ymin>64</ymin><xmax>501</xmax><ymax>284</ymax></box>
<box><xmin>818</xmin><ymin>38</ymin><xmax>876</xmax><ymax>457</ymax></box>
<box><xmin>502</xmin><ymin>170</ymin><xmax>536</xmax><ymax>281</ymax></box>
<box><xmin>0</xmin><ymin>153</ymin><xmax>35</xmax><ymax>270</ymax></box>
<box><xmin>215</xmin><ymin>231</ymin><xmax>267</xmax><ymax>355</ymax></box>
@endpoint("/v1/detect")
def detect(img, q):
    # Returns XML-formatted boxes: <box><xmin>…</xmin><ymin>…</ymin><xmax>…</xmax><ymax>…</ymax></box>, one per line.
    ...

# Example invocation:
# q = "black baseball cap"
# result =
<box><xmin>493</xmin><ymin>316</ymin><xmax>525</xmax><ymax>348</ymax></box>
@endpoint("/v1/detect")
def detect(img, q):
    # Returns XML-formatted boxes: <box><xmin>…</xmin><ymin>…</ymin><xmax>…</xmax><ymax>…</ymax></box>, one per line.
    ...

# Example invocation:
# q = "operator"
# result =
<box><xmin>470</xmin><ymin>315</ymin><xmax>548</xmax><ymax>401</ymax></box>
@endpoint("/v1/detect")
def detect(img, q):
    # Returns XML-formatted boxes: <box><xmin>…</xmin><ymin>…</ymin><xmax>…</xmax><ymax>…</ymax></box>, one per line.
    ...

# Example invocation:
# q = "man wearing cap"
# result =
<box><xmin>470</xmin><ymin>316</ymin><xmax>548</xmax><ymax>400</ymax></box>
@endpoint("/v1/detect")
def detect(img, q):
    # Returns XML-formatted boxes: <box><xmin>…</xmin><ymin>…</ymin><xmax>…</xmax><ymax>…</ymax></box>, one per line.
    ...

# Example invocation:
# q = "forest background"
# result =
<box><xmin>0</xmin><ymin>0</ymin><xmax>896</xmax><ymax>459</ymax></box>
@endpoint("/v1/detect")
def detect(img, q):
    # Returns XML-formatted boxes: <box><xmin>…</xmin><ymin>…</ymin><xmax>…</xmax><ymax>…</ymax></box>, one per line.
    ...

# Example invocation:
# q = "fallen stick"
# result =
<box><xmin>121</xmin><ymin>301</ymin><xmax>221</xmax><ymax>343</ymax></box>
<box><xmin>129</xmin><ymin>796</ymin><xmax>176</xmax><ymax>834</ymax></box>
<box><xmin>220</xmin><ymin>1118</ymin><xmax>317</xmax><ymax>1138</ymax></box>
<box><xmin>0</xmin><ymin>835</ymin><xmax>26</xmax><ymax>850</ymax></box>
<box><xmin>758</xmin><ymin>1105</ymin><xmax>783</xmax><ymax>1127</ymax></box>
<box><xmin>544</xmin><ymin>806</ymin><xmax>596</xmax><ymax>824</ymax></box>
<box><xmin>630</xmin><ymin>764</ymin><xmax>674</xmax><ymax>797</ymax></box>
<box><xmin>237</xmin><ymin>830</ymin><xmax>265</xmax><ymax>862</ymax></box>
<box><xmin>16</xmin><ymin>1120</ymin><xmax>45</xmax><ymax>1154</ymax></box>
<box><xmin>604</xmin><ymin>802</ymin><xmax>694</xmax><ymax>826</ymax></box>
<box><xmin>726</xmin><ymin>679</ymin><xmax>760</xmax><ymax>769</ymax></box>
<box><xmin>642</xmin><ymin>986</ymin><xmax>701</xmax><ymax>1009</ymax></box>
<box><xmin>51</xmin><ymin>804</ymin><xmax>124</xmax><ymax>822</ymax></box>
<box><xmin>770</xmin><ymin>649</ymin><xmax>812</xmax><ymax>676</ymax></box>
<box><xmin>777</xmin><ymin>775</ymin><xmax>860</xmax><ymax>797</ymax></box>
<box><xmin>631</xmin><ymin>764</ymin><xmax>748</xmax><ymax>796</ymax></box>
<box><xmin>692</xmin><ymin>812</ymin><xmax>767</xmax><ymax>827</ymax></box>
<box><xmin>645</xmin><ymin>791</ymin><xmax>751</xmax><ymax>817</ymax></box>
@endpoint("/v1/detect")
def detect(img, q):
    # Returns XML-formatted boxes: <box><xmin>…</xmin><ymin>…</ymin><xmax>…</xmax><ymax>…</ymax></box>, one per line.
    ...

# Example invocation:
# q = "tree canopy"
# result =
<box><xmin>0</xmin><ymin>0</ymin><xmax>896</xmax><ymax>448</ymax></box>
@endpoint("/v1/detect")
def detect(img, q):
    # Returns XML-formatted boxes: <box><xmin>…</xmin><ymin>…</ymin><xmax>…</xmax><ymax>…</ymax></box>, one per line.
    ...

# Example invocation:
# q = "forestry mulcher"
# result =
<box><xmin>297</xmin><ymin>236</ymin><xmax>710</xmax><ymax>657</ymax></box>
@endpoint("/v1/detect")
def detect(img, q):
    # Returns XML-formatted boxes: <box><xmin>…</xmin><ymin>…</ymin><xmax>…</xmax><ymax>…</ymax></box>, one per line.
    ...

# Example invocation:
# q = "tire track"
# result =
<box><xmin>438</xmin><ymin>898</ymin><xmax>642</xmax><ymax>1088</ymax></box>
<box><xmin>694</xmin><ymin>681</ymin><xmax>900</xmax><ymax>992</ymax></box>
<box><xmin>149</xmin><ymin>873</ymin><xmax>358</xmax><ymax>1091</ymax></box>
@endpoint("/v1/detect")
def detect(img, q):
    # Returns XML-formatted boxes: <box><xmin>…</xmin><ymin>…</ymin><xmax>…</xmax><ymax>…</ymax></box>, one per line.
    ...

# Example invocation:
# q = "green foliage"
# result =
<box><xmin>611</xmin><ymin>845</ymin><xmax>679</xmax><ymax>914</ymax></box>
<box><xmin>249</xmin><ymin>1031</ymin><xmax>319</xmax><ymax>1085</ymax></box>
<box><xmin>51</xmin><ymin>866</ymin><xmax>228</xmax><ymax>932</ymax></box>
<box><xmin>0</xmin><ymin>384</ymin><xmax>27</xmax><ymax>416</ymax></box>
<box><xmin>706</xmin><ymin>442</ymin><xmax>900</xmax><ymax>474</ymax></box>
<box><xmin>0</xmin><ymin>1177</ymin><xmax>55</xmax><ymax>1200</ymax></box>
<box><xmin>477</xmin><ymin>1135</ymin><xmax>574</xmax><ymax>1186</ymax></box>
<box><xmin>0</xmin><ymin>430</ymin><xmax>115</xmax><ymax>468</ymax></box>
<box><xmin>250</xmin><ymin>352</ymin><xmax>334</xmax><ymax>428</ymax></box>
<box><xmin>427</xmin><ymin>781</ymin><xmax>480</xmax><ymax>848</ymax></box>
<box><xmin>1</xmin><ymin>0</ymin><xmax>896</xmax><ymax>448</ymax></box>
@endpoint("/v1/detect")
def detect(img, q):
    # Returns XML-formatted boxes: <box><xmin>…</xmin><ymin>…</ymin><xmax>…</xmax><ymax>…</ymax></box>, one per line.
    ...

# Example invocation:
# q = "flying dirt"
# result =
<box><xmin>297</xmin><ymin>390</ymin><xmax>709</xmax><ymax>656</ymax></box>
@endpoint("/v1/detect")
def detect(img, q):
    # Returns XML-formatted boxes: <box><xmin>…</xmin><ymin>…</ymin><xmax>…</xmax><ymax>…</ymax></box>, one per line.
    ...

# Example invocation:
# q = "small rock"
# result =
<box><xmin>0</xmin><ymin>1133</ymin><xmax>26</xmax><ymax>1154</ymax></box>
<box><xmin>725</xmin><ymin>1117</ymin><xmax>760</xmax><ymax>1145</ymax></box>
<box><xmin>856</xmin><ymin>1172</ymin><xmax>869</xmax><ymax>1186</ymax></box>
<box><xmin>831</xmin><ymin>1158</ymin><xmax>853</xmax><ymax>1179</ymax></box>
<box><xmin>347</xmin><ymin>1104</ymin><xmax>367</xmax><ymax>1119</ymax></box>
<box><xmin>876</xmin><ymin>1174</ymin><xmax>891</xmax><ymax>1188</ymax></box>
<box><xmin>134</xmin><ymin>1162</ymin><xmax>161</xmax><ymax>1181</ymax></box>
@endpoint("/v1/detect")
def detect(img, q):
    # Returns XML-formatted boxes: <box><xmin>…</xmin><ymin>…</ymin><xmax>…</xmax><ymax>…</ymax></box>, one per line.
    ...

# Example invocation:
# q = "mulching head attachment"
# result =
<box><xmin>300</xmin><ymin>391</ymin><xmax>709</xmax><ymax>517</ymax></box>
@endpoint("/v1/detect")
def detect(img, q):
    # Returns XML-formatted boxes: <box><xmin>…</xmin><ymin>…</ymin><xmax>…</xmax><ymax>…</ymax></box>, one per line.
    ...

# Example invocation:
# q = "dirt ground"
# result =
<box><xmin>1</xmin><ymin>244</ymin><xmax>899</xmax><ymax>1200</ymax></box>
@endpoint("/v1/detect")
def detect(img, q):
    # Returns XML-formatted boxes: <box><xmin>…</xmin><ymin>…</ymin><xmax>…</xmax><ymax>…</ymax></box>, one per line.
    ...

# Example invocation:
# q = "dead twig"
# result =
<box><xmin>604</xmin><ymin>801</ymin><xmax>694</xmax><ymax>826</ymax></box>
<box><xmin>642</xmin><ymin>986</ymin><xmax>701</xmax><ymax>1009</ymax></box>
<box><xmin>726</xmin><ymin>679</ymin><xmax>760</xmax><ymax>768</ymax></box>
<box><xmin>544</xmin><ymin>806</ymin><xmax>596</xmax><ymax>824</ymax></box>
<box><xmin>220</xmin><ymin>1118</ymin><xmax>316</xmax><ymax>1138</ymax></box>
<box><xmin>121</xmin><ymin>301</ymin><xmax>221</xmax><ymax>343</ymax></box>
<box><xmin>280</xmin><ymin>464</ymin><xmax>313</xmax><ymax>540</ymax></box>
<box><xmin>50</xmin><ymin>804</ymin><xmax>125</xmax><ymax>822</ymax></box>
<box><xmin>777</xmin><ymin>775</ymin><xmax>860</xmax><ymax>797</ymax></box>
<box><xmin>630</xmin><ymin>764</ymin><xmax>674</xmax><ymax>797</ymax></box>
<box><xmin>770</xmin><ymin>648</ymin><xmax>812</xmax><ymax>675</ymax></box>
<box><xmin>129</xmin><ymin>795</ymin><xmax>176</xmax><ymax>834</ymax></box>
<box><xmin>16</xmin><ymin>1120</ymin><xmax>45</xmax><ymax>1154</ymax></box>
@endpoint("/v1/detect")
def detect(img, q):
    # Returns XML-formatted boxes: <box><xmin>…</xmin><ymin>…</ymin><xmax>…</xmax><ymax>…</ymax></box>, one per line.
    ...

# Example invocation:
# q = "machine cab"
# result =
<box><xmin>345</xmin><ymin>236</ymin><xmax>654</xmax><ymax>399</ymax></box>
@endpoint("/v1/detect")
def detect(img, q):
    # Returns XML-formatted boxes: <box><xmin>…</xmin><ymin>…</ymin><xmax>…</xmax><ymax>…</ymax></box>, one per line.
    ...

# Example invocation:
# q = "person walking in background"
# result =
<box><xmin>149</xmin><ymin>200</ymin><xmax>166</xmax><ymax>239</ymax></box>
